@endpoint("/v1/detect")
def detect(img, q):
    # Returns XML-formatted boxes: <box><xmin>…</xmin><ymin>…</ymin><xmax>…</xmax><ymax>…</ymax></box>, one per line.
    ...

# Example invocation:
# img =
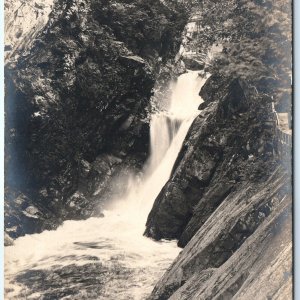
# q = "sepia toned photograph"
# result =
<box><xmin>4</xmin><ymin>0</ymin><xmax>293</xmax><ymax>299</ymax></box>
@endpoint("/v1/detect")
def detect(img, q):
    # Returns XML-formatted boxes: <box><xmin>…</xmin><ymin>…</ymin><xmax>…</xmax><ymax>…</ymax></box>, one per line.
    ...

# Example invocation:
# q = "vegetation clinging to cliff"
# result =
<box><xmin>194</xmin><ymin>0</ymin><xmax>291</xmax><ymax>105</ymax></box>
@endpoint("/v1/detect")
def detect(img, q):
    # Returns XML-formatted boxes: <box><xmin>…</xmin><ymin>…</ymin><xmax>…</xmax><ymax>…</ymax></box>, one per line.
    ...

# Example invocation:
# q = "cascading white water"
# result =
<box><xmin>5</xmin><ymin>71</ymin><xmax>206</xmax><ymax>300</ymax></box>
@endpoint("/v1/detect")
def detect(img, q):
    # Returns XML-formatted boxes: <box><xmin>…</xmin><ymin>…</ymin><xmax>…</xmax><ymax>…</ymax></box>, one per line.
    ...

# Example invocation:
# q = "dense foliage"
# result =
<box><xmin>191</xmin><ymin>0</ymin><xmax>292</xmax><ymax>107</ymax></box>
<box><xmin>92</xmin><ymin>0</ymin><xmax>188</xmax><ymax>61</ymax></box>
<box><xmin>5</xmin><ymin>0</ymin><xmax>189</xmax><ymax>236</ymax></box>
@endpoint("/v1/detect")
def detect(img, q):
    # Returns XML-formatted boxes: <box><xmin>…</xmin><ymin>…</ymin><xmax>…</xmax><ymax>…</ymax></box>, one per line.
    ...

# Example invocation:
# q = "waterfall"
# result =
<box><xmin>117</xmin><ymin>71</ymin><xmax>206</xmax><ymax>220</ymax></box>
<box><xmin>5</xmin><ymin>71</ymin><xmax>206</xmax><ymax>299</ymax></box>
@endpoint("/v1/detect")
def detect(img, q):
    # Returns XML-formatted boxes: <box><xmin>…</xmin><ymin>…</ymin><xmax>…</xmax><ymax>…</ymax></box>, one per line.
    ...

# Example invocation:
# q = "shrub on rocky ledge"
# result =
<box><xmin>192</xmin><ymin>0</ymin><xmax>291</xmax><ymax>106</ymax></box>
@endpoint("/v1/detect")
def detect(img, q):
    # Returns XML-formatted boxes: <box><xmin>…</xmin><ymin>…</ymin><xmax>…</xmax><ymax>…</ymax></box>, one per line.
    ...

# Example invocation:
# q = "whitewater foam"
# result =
<box><xmin>5</xmin><ymin>70</ymin><xmax>206</xmax><ymax>299</ymax></box>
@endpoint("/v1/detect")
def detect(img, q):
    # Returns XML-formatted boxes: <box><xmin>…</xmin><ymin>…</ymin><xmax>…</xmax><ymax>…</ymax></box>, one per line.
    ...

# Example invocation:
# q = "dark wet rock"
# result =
<box><xmin>145</xmin><ymin>111</ymin><xmax>222</xmax><ymax>240</ymax></box>
<box><xmin>182</xmin><ymin>57</ymin><xmax>204</xmax><ymax>70</ymax></box>
<box><xmin>5</xmin><ymin>0</ymin><xmax>188</xmax><ymax>237</ymax></box>
<box><xmin>145</xmin><ymin>62</ymin><xmax>292</xmax><ymax>298</ymax></box>
<box><xmin>145</xmin><ymin>76</ymin><xmax>278</xmax><ymax>244</ymax></box>
<box><xmin>148</xmin><ymin>189</ymin><xmax>292</xmax><ymax>300</ymax></box>
<box><xmin>216</xmin><ymin>78</ymin><xmax>250</xmax><ymax>119</ymax></box>
<box><xmin>198</xmin><ymin>74</ymin><xmax>228</xmax><ymax>105</ymax></box>
<box><xmin>4</xmin><ymin>189</ymin><xmax>60</xmax><ymax>238</ymax></box>
<box><xmin>63</xmin><ymin>154</ymin><xmax>138</xmax><ymax>220</ymax></box>
<box><xmin>119</xmin><ymin>55</ymin><xmax>147</xmax><ymax>67</ymax></box>
<box><xmin>178</xmin><ymin>182</ymin><xmax>233</xmax><ymax>247</ymax></box>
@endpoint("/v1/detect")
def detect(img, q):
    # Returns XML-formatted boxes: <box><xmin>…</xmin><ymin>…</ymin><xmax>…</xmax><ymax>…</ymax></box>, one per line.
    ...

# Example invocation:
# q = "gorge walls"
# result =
<box><xmin>5</xmin><ymin>0</ymin><xmax>293</xmax><ymax>298</ymax></box>
<box><xmin>146</xmin><ymin>74</ymin><xmax>292</xmax><ymax>300</ymax></box>
<box><xmin>5</xmin><ymin>0</ymin><xmax>188</xmax><ymax>238</ymax></box>
<box><xmin>144</xmin><ymin>0</ymin><xmax>292</xmax><ymax>298</ymax></box>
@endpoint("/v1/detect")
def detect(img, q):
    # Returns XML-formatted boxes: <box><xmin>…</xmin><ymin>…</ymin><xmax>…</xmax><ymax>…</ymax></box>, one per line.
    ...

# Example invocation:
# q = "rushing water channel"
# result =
<box><xmin>5</xmin><ymin>71</ymin><xmax>206</xmax><ymax>299</ymax></box>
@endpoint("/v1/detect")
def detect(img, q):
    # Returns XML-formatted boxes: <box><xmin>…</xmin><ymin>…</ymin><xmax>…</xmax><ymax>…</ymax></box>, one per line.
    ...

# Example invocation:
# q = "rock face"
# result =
<box><xmin>5</xmin><ymin>0</ymin><xmax>292</xmax><ymax>297</ymax></box>
<box><xmin>145</xmin><ymin>74</ymin><xmax>292</xmax><ymax>299</ymax></box>
<box><xmin>182</xmin><ymin>57</ymin><xmax>204</xmax><ymax>71</ymax></box>
<box><xmin>149</xmin><ymin>194</ymin><xmax>292</xmax><ymax>300</ymax></box>
<box><xmin>145</xmin><ymin>76</ymin><xmax>279</xmax><ymax>242</ymax></box>
<box><xmin>4</xmin><ymin>0</ymin><xmax>54</xmax><ymax>62</ymax></box>
<box><xmin>5</xmin><ymin>0</ymin><xmax>188</xmax><ymax>238</ymax></box>
<box><xmin>143</xmin><ymin>1</ymin><xmax>292</xmax><ymax>297</ymax></box>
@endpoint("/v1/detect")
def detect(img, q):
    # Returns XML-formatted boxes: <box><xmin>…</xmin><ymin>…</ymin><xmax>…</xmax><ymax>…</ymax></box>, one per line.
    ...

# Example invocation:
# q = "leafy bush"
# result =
<box><xmin>191</xmin><ymin>0</ymin><xmax>292</xmax><ymax>105</ymax></box>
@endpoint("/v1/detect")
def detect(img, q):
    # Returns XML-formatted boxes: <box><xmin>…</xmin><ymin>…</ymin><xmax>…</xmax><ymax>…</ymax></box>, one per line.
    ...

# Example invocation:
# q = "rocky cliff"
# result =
<box><xmin>145</xmin><ymin>76</ymin><xmax>284</xmax><ymax>242</ymax></box>
<box><xmin>144</xmin><ymin>0</ymin><xmax>292</xmax><ymax>298</ymax></box>
<box><xmin>5</xmin><ymin>0</ymin><xmax>292</xmax><ymax>298</ymax></box>
<box><xmin>145</xmin><ymin>74</ymin><xmax>292</xmax><ymax>299</ymax></box>
<box><xmin>5</xmin><ymin>0</ymin><xmax>188</xmax><ymax>238</ymax></box>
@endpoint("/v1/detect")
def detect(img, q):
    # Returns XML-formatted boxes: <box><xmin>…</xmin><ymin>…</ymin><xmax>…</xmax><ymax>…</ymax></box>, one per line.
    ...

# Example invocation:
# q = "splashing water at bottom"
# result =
<box><xmin>5</xmin><ymin>216</ymin><xmax>181</xmax><ymax>300</ymax></box>
<box><xmin>5</xmin><ymin>71</ymin><xmax>206</xmax><ymax>299</ymax></box>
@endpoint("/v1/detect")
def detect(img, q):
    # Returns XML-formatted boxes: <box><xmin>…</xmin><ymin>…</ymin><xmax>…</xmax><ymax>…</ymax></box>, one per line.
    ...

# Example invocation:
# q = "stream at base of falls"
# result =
<box><xmin>5</xmin><ymin>71</ymin><xmax>207</xmax><ymax>300</ymax></box>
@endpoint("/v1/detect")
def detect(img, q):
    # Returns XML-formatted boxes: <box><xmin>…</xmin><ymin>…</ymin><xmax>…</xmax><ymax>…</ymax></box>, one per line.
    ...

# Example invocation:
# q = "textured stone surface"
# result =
<box><xmin>5</xmin><ymin>0</ymin><xmax>188</xmax><ymax>238</ymax></box>
<box><xmin>145</xmin><ymin>77</ymin><xmax>278</xmax><ymax>245</ymax></box>
<box><xmin>145</xmin><ymin>72</ymin><xmax>292</xmax><ymax>299</ymax></box>
<box><xmin>5</xmin><ymin>1</ymin><xmax>292</xmax><ymax>298</ymax></box>
<box><xmin>148</xmin><ymin>170</ymin><xmax>291</xmax><ymax>300</ymax></box>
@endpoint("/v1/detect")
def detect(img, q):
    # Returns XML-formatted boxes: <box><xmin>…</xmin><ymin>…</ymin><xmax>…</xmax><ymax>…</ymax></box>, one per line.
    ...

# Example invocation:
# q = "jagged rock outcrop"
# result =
<box><xmin>5</xmin><ymin>0</ymin><xmax>292</xmax><ymax>298</ymax></box>
<box><xmin>148</xmin><ymin>193</ymin><xmax>292</xmax><ymax>300</ymax></box>
<box><xmin>145</xmin><ymin>74</ymin><xmax>292</xmax><ymax>299</ymax></box>
<box><xmin>5</xmin><ymin>0</ymin><xmax>188</xmax><ymax>238</ymax></box>
<box><xmin>143</xmin><ymin>1</ymin><xmax>292</xmax><ymax>297</ymax></box>
<box><xmin>145</xmin><ymin>76</ymin><xmax>279</xmax><ymax>242</ymax></box>
<box><xmin>181</xmin><ymin>57</ymin><xmax>204</xmax><ymax>71</ymax></box>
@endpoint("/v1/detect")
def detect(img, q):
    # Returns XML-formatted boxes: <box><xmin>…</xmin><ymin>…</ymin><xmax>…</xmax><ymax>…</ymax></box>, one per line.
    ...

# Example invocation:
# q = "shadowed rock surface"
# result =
<box><xmin>5</xmin><ymin>0</ymin><xmax>292</xmax><ymax>299</ymax></box>
<box><xmin>149</xmin><ymin>195</ymin><xmax>292</xmax><ymax>300</ymax></box>
<box><xmin>145</xmin><ymin>73</ymin><xmax>292</xmax><ymax>299</ymax></box>
<box><xmin>145</xmin><ymin>76</ymin><xmax>281</xmax><ymax>243</ymax></box>
<box><xmin>5</xmin><ymin>0</ymin><xmax>188</xmax><ymax>238</ymax></box>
